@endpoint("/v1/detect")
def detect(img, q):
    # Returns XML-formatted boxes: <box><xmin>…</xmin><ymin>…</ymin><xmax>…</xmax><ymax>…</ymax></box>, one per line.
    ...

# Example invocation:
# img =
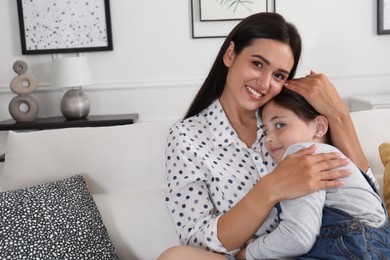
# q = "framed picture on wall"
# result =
<box><xmin>199</xmin><ymin>0</ymin><xmax>268</xmax><ymax>21</ymax></box>
<box><xmin>378</xmin><ymin>0</ymin><xmax>390</xmax><ymax>34</ymax></box>
<box><xmin>191</xmin><ymin>0</ymin><xmax>271</xmax><ymax>38</ymax></box>
<box><xmin>16</xmin><ymin>0</ymin><xmax>113</xmax><ymax>54</ymax></box>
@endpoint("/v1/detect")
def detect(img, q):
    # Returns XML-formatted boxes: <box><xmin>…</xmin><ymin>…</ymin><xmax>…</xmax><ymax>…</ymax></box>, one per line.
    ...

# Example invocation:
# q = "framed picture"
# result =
<box><xmin>191</xmin><ymin>0</ymin><xmax>270</xmax><ymax>39</ymax></box>
<box><xmin>378</xmin><ymin>0</ymin><xmax>390</xmax><ymax>34</ymax></box>
<box><xmin>199</xmin><ymin>0</ymin><xmax>268</xmax><ymax>21</ymax></box>
<box><xmin>16</xmin><ymin>0</ymin><xmax>113</xmax><ymax>54</ymax></box>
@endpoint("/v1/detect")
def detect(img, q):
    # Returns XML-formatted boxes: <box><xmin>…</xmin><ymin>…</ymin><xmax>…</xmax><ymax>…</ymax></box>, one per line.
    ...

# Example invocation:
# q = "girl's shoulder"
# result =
<box><xmin>285</xmin><ymin>142</ymin><xmax>344</xmax><ymax>157</ymax></box>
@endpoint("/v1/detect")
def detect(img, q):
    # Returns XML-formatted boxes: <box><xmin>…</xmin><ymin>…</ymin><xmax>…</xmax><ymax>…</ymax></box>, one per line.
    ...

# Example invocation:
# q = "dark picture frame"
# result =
<box><xmin>199</xmin><ymin>0</ymin><xmax>268</xmax><ymax>21</ymax></box>
<box><xmin>16</xmin><ymin>0</ymin><xmax>113</xmax><ymax>54</ymax></box>
<box><xmin>378</xmin><ymin>0</ymin><xmax>390</xmax><ymax>34</ymax></box>
<box><xmin>191</xmin><ymin>0</ymin><xmax>269</xmax><ymax>39</ymax></box>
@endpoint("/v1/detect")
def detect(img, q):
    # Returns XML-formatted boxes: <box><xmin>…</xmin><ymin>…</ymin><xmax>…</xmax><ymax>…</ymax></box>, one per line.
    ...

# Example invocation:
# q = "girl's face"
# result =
<box><xmin>262</xmin><ymin>101</ymin><xmax>318</xmax><ymax>164</ymax></box>
<box><xmin>220</xmin><ymin>39</ymin><xmax>294</xmax><ymax>113</ymax></box>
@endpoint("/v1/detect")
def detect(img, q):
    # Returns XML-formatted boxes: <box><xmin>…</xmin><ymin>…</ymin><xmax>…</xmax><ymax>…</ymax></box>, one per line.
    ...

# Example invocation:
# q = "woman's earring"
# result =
<box><xmin>315</xmin><ymin>133</ymin><xmax>321</xmax><ymax>138</ymax></box>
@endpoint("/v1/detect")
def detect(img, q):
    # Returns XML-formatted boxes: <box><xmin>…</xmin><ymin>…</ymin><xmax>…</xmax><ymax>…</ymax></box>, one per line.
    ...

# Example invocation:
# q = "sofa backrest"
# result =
<box><xmin>1</xmin><ymin>120</ymin><xmax>176</xmax><ymax>194</ymax></box>
<box><xmin>350</xmin><ymin>108</ymin><xmax>390</xmax><ymax>196</ymax></box>
<box><xmin>2</xmin><ymin>108</ymin><xmax>389</xmax><ymax>196</ymax></box>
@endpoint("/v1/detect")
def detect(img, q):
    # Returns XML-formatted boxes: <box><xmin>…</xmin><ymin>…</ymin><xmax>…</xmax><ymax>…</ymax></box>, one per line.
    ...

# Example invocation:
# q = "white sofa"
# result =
<box><xmin>1</xmin><ymin>108</ymin><xmax>389</xmax><ymax>260</ymax></box>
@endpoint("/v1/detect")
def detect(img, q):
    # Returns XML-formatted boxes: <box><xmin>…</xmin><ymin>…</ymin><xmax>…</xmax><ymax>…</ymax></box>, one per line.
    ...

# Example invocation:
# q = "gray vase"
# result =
<box><xmin>60</xmin><ymin>88</ymin><xmax>90</xmax><ymax>120</ymax></box>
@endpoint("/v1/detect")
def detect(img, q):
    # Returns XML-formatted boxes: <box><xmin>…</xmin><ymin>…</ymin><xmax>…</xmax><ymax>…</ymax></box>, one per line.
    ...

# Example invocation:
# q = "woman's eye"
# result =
<box><xmin>274</xmin><ymin>73</ymin><xmax>286</xmax><ymax>81</ymax></box>
<box><xmin>253</xmin><ymin>61</ymin><xmax>263</xmax><ymax>68</ymax></box>
<box><xmin>263</xmin><ymin>129</ymin><xmax>268</xmax><ymax>136</ymax></box>
<box><xmin>275</xmin><ymin>123</ymin><xmax>285</xmax><ymax>129</ymax></box>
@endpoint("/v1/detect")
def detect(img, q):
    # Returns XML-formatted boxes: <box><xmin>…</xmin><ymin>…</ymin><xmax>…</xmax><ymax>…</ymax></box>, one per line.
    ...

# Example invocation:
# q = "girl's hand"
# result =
<box><xmin>264</xmin><ymin>144</ymin><xmax>351</xmax><ymax>201</ymax></box>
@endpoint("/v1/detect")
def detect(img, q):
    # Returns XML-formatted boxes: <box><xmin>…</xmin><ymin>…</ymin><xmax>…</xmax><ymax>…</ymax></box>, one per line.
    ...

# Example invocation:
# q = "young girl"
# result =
<box><xmin>241</xmin><ymin>88</ymin><xmax>390</xmax><ymax>259</ymax></box>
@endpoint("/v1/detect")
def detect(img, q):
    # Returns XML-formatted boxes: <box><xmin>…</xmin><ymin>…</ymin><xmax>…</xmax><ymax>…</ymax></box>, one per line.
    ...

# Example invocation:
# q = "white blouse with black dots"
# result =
<box><xmin>165</xmin><ymin>99</ymin><xmax>278</xmax><ymax>254</ymax></box>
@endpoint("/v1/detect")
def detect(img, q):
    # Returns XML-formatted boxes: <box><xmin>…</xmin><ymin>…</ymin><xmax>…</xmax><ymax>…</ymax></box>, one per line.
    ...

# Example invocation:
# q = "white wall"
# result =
<box><xmin>0</xmin><ymin>0</ymin><xmax>390</xmax><ymax>123</ymax></box>
<box><xmin>275</xmin><ymin>0</ymin><xmax>390</xmax><ymax>98</ymax></box>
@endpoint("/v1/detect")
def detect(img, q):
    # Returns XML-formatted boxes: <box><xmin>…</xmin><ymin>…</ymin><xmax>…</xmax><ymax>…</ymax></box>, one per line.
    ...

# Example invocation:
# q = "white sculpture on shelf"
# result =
<box><xmin>9</xmin><ymin>60</ymin><xmax>39</xmax><ymax>122</ymax></box>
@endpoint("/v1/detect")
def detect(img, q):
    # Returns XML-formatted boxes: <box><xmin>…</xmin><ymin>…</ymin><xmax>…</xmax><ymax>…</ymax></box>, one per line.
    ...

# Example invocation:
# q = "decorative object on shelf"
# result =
<box><xmin>349</xmin><ymin>94</ymin><xmax>390</xmax><ymax>112</ymax></box>
<box><xmin>8</xmin><ymin>60</ymin><xmax>39</xmax><ymax>122</ymax></box>
<box><xmin>378</xmin><ymin>0</ymin><xmax>390</xmax><ymax>34</ymax></box>
<box><xmin>16</xmin><ymin>0</ymin><xmax>113</xmax><ymax>55</ymax></box>
<box><xmin>52</xmin><ymin>55</ymin><xmax>92</xmax><ymax>120</ymax></box>
<box><xmin>190</xmin><ymin>0</ymin><xmax>271</xmax><ymax>38</ymax></box>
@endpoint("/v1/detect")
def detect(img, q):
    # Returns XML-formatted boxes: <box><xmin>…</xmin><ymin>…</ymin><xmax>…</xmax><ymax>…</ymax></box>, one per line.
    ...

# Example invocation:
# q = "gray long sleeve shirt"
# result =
<box><xmin>246</xmin><ymin>142</ymin><xmax>386</xmax><ymax>260</ymax></box>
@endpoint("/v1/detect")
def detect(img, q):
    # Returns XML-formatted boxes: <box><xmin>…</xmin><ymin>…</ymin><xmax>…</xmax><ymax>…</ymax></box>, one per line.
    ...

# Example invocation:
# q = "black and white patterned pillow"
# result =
<box><xmin>0</xmin><ymin>175</ymin><xmax>118</xmax><ymax>259</ymax></box>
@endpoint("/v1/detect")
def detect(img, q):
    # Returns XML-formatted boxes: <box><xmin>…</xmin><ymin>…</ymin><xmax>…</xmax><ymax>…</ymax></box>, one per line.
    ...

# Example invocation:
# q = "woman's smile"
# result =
<box><xmin>246</xmin><ymin>85</ymin><xmax>263</xmax><ymax>100</ymax></box>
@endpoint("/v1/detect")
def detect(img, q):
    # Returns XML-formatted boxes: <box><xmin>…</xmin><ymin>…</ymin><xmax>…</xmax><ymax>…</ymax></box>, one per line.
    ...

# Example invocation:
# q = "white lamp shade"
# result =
<box><xmin>52</xmin><ymin>56</ymin><xmax>92</xmax><ymax>88</ymax></box>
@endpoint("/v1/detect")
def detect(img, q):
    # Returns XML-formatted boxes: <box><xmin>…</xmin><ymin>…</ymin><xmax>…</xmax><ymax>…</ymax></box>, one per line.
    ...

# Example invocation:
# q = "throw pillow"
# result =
<box><xmin>0</xmin><ymin>175</ymin><xmax>118</xmax><ymax>259</ymax></box>
<box><xmin>379</xmin><ymin>142</ymin><xmax>390</xmax><ymax>221</ymax></box>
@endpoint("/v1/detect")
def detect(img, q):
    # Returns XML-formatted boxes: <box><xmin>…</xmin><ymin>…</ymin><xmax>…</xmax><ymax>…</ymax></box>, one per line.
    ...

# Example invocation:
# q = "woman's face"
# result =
<box><xmin>262</xmin><ymin>101</ymin><xmax>318</xmax><ymax>163</ymax></box>
<box><xmin>221</xmin><ymin>39</ymin><xmax>294</xmax><ymax>113</ymax></box>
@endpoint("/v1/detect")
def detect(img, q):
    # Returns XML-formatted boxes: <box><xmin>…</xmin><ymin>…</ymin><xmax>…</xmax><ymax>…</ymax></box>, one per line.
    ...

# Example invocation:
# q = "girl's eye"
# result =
<box><xmin>263</xmin><ymin>129</ymin><xmax>268</xmax><ymax>136</ymax></box>
<box><xmin>275</xmin><ymin>123</ymin><xmax>285</xmax><ymax>129</ymax></box>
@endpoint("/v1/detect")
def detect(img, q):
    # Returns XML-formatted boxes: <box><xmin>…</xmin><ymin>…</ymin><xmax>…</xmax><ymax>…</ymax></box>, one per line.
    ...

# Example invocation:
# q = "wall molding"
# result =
<box><xmin>295</xmin><ymin>68</ymin><xmax>390</xmax><ymax>79</ymax></box>
<box><xmin>0</xmin><ymin>78</ymin><xmax>203</xmax><ymax>93</ymax></box>
<box><xmin>1</xmin><ymin>69</ymin><xmax>390</xmax><ymax>93</ymax></box>
<box><xmin>88</xmin><ymin>78</ymin><xmax>202</xmax><ymax>91</ymax></box>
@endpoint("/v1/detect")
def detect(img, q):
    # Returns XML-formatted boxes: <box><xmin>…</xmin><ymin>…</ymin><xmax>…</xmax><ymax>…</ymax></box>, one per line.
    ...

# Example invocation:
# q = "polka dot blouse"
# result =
<box><xmin>165</xmin><ymin>99</ymin><xmax>276</xmax><ymax>254</ymax></box>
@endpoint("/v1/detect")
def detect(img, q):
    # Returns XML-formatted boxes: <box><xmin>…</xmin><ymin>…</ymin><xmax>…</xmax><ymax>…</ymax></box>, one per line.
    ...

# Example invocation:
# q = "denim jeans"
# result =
<box><xmin>297</xmin><ymin>207</ymin><xmax>390</xmax><ymax>259</ymax></box>
<box><xmin>299</xmin><ymin>171</ymin><xmax>390</xmax><ymax>260</ymax></box>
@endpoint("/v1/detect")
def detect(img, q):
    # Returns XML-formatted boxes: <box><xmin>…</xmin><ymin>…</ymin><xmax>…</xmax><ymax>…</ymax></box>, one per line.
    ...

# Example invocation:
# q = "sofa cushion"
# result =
<box><xmin>350</xmin><ymin>108</ymin><xmax>390</xmax><ymax>196</ymax></box>
<box><xmin>93</xmin><ymin>189</ymin><xmax>180</xmax><ymax>260</ymax></box>
<box><xmin>1</xmin><ymin>121</ymin><xmax>175</xmax><ymax>194</ymax></box>
<box><xmin>379</xmin><ymin>143</ymin><xmax>390</xmax><ymax>220</ymax></box>
<box><xmin>0</xmin><ymin>175</ymin><xmax>118</xmax><ymax>259</ymax></box>
<box><xmin>0</xmin><ymin>121</ymin><xmax>180</xmax><ymax>259</ymax></box>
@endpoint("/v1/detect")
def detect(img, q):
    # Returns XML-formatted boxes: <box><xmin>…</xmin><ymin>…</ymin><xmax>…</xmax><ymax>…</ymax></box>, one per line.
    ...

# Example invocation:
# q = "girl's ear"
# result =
<box><xmin>223</xmin><ymin>41</ymin><xmax>235</xmax><ymax>67</ymax></box>
<box><xmin>314</xmin><ymin>115</ymin><xmax>329</xmax><ymax>139</ymax></box>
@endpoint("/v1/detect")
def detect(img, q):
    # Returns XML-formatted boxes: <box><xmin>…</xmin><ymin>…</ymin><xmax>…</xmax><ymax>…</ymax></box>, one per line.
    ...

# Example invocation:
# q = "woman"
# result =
<box><xmin>159</xmin><ymin>12</ymin><xmax>367</xmax><ymax>259</ymax></box>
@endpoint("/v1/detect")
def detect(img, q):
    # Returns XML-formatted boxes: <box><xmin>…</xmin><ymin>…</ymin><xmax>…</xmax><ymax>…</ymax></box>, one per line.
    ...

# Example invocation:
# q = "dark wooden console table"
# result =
<box><xmin>0</xmin><ymin>113</ymin><xmax>139</xmax><ymax>161</ymax></box>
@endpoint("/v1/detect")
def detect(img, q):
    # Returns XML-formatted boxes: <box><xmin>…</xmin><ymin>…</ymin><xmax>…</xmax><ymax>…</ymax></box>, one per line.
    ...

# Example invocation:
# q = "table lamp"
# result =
<box><xmin>52</xmin><ymin>56</ymin><xmax>92</xmax><ymax>120</ymax></box>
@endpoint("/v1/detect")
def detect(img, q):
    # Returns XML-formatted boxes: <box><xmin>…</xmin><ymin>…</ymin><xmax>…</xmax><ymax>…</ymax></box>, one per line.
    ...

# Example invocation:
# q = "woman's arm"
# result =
<box><xmin>285</xmin><ymin>71</ymin><xmax>368</xmax><ymax>171</ymax></box>
<box><xmin>218</xmin><ymin>145</ymin><xmax>350</xmax><ymax>250</ymax></box>
<box><xmin>245</xmin><ymin>143</ymin><xmax>347</xmax><ymax>259</ymax></box>
<box><xmin>166</xmin><ymin>124</ymin><xmax>350</xmax><ymax>253</ymax></box>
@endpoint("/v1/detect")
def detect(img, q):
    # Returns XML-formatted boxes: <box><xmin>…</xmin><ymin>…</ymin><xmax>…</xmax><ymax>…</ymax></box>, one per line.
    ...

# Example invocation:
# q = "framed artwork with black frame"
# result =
<box><xmin>378</xmin><ymin>0</ymin><xmax>390</xmax><ymax>34</ymax></box>
<box><xmin>191</xmin><ymin>0</ymin><xmax>271</xmax><ymax>39</ymax></box>
<box><xmin>16</xmin><ymin>0</ymin><xmax>113</xmax><ymax>55</ymax></box>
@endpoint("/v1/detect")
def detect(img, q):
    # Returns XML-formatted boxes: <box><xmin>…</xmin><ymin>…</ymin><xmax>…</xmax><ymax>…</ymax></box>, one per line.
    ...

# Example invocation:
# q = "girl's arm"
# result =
<box><xmin>285</xmin><ymin>71</ymin><xmax>368</xmax><ymax>172</ymax></box>
<box><xmin>245</xmin><ymin>143</ymin><xmax>344</xmax><ymax>259</ymax></box>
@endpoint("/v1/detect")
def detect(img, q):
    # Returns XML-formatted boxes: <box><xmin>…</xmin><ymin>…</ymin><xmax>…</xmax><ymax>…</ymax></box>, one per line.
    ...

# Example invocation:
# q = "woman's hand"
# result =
<box><xmin>284</xmin><ymin>71</ymin><xmax>368</xmax><ymax>171</ymax></box>
<box><xmin>284</xmin><ymin>71</ymin><xmax>348</xmax><ymax>120</ymax></box>
<box><xmin>263</xmin><ymin>144</ymin><xmax>351</xmax><ymax>201</ymax></box>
